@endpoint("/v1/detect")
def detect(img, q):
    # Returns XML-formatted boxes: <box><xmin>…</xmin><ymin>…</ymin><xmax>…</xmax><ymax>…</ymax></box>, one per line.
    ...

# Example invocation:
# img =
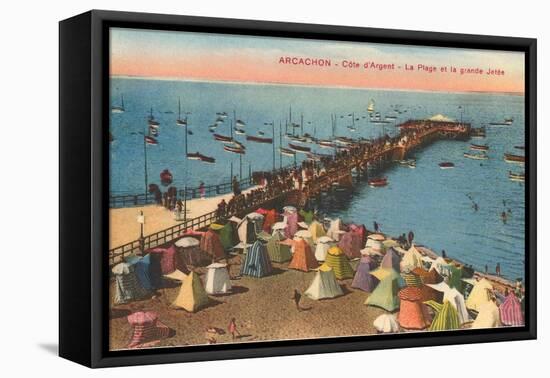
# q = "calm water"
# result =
<box><xmin>110</xmin><ymin>78</ymin><xmax>526</xmax><ymax>280</ymax></box>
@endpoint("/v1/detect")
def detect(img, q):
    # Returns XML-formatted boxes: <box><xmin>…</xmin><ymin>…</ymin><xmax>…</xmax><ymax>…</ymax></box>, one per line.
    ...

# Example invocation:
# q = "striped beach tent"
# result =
<box><xmin>240</xmin><ymin>240</ymin><xmax>273</xmax><ymax>278</ymax></box>
<box><xmin>288</xmin><ymin>238</ymin><xmax>318</xmax><ymax>272</ymax></box>
<box><xmin>472</xmin><ymin>300</ymin><xmax>500</xmax><ymax>329</ymax></box>
<box><xmin>266</xmin><ymin>232</ymin><xmax>292</xmax><ymax>263</ymax></box>
<box><xmin>127</xmin><ymin>311</ymin><xmax>171</xmax><ymax>349</ymax></box>
<box><xmin>308</xmin><ymin>220</ymin><xmax>326</xmax><ymax>243</ymax></box>
<box><xmin>398</xmin><ymin>286</ymin><xmax>430</xmax><ymax>330</ymax></box>
<box><xmin>365</xmin><ymin>268</ymin><xmax>401</xmax><ymax>312</ymax></box>
<box><xmin>427</xmin><ymin>281</ymin><xmax>470</xmax><ymax>324</ymax></box>
<box><xmin>304</xmin><ymin>264</ymin><xmax>344</xmax><ymax>300</ymax></box>
<box><xmin>172</xmin><ymin>271</ymin><xmax>209</xmax><ymax>312</ymax></box>
<box><xmin>424</xmin><ymin>300</ymin><xmax>460</xmax><ymax>331</ymax></box>
<box><xmin>351</xmin><ymin>255</ymin><xmax>379</xmax><ymax>292</ymax></box>
<box><xmin>338</xmin><ymin>230</ymin><xmax>362</xmax><ymax>260</ymax></box>
<box><xmin>174</xmin><ymin>236</ymin><xmax>205</xmax><ymax>266</ymax></box>
<box><xmin>413</xmin><ymin>267</ymin><xmax>444</xmax><ymax>303</ymax></box>
<box><xmin>324</xmin><ymin>246</ymin><xmax>354</xmax><ymax>280</ymax></box>
<box><xmin>147</xmin><ymin>245</ymin><xmax>177</xmax><ymax>275</ymax></box>
<box><xmin>381</xmin><ymin>247</ymin><xmax>401</xmax><ymax>271</ymax></box>
<box><xmin>499</xmin><ymin>291</ymin><xmax>524</xmax><ymax>326</ymax></box>
<box><xmin>366</xmin><ymin>234</ymin><xmax>385</xmax><ymax>254</ymax></box>
<box><xmin>112</xmin><ymin>262</ymin><xmax>149</xmax><ymax>304</ymax></box>
<box><xmin>465</xmin><ymin>278</ymin><xmax>494</xmax><ymax>312</ymax></box>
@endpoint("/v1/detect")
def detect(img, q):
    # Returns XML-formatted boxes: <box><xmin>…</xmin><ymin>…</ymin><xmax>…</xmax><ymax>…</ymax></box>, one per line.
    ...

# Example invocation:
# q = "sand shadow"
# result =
<box><xmin>110</xmin><ymin>308</ymin><xmax>132</xmax><ymax>319</ymax></box>
<box><xmin>211</xmin><ymin>285</ymin><xmax>249</xmax><ymax>297</ymax></box>
<box><xmin>297</xmin><ymin>306</ymin><xmax>313</xmax><ymax>312</ymax></box>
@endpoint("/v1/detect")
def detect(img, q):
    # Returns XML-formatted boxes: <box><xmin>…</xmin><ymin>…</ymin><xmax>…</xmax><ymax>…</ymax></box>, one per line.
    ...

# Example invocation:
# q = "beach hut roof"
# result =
<box><xmin>175</xmin><ymin>237</ymin><xmax>199</xmax><ymax>248</ymax></box>
<box><xmin>294</xmin><ymin>230</ymin><xmax>312</xmax><ymax>238</ymax></box>
<box><xmin>304</xmin><ymin>265</ymin><xmax>344</xmax><ymax>300</ymax></box>
<box><xmin>272</xmin><ymin>221</ymin><xmax>287</xmax><ymax>231</ymax></box>
<box><xmin>328</xmin><ymin>246</ymin><xmax>344</xmax><ymax>256</ymax></box>
<box><xmin>163</xmin><ymin>269</ymin><xmax>188</xmax><ymax>282</ymax></box>
<box><xmin>283</xmin><ymin>205</ymin><xmax>297</xmax><ymax>213</ymax></box>
<box><xmin>371</xmin><ymin>267</ymin><xmax>400</xmax><ymax>282</ymax></box>
<box><xmin>246</xmin><ymin>212</ymin><xmax>264</xmax><ymax>220</ymax></box>
<box><xmin>368</xmin><ymin>233</ymin><xmax>386</xmax><ymax>241</ymax></box>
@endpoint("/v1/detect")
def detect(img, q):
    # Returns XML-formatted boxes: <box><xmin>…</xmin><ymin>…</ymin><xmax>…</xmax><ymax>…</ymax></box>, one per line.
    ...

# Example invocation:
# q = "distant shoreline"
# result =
<box><xmin>110</xmin><ymin>75</ymin><xmax>525</xmax><ymax>97</ymax></box>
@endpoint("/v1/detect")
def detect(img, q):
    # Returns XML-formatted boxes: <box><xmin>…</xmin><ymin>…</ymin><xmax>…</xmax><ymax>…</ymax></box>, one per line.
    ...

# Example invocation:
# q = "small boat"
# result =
<box><xmin>348</xmin><ymin>126</ymin><xmax>357</xmax><ymax>132</ymax></box>
<box><xmin>216</xmin><ymin>112</ymin><xmax>228</xmax><ymax>118</ymax></box>
<box><xmin>149</xmin><ymin>128</ymin><xmax>159</xmax><ymax>137</ymax></box>
<box><xmin>385</xmin><ymin>116</ymin><xmax>397</xmax><ymax>121</ymax></box>
<box><xmin>160</xmin><ymin>169</ymin><xmax>173</xmax><ymax>186</ymax></box>
<box><xmin>215</xmin><ymin>117</ymin><xmax>225</xmax><ymax>123</ymax></box>
<box><xmin>236</xmin><ymin>119</ymin><xmax>246</xmax><ymax>127</ymax></box>
<box><xmin>288</xmin><ymin>135</ymin><xmax>307</xmax><ymax>143</ymax></box>
<box><xmin>334</xmin><ymin>137</ymin><xmax>354</xmax><ymax>146</ymax></box>
<box><xmin>398</xmin><ymin>159</ymin><xmax>416</xmax><ymax>168</ymax></box>
<box><xmin>470</xmin><ymin>143</ymin><xmax>489</xmax><ymax>151</ymax></box>
<box><xmin>368</xmin><ymin>177</ymin><xmax>388</xmax><ymax>187</ymax></box>
<box><xmin>198</xmin><ymin>154</ymin><xmax>216</xmax><ymax>164</ymax></box>
<box><xmin>504</xmin><ymin>153</ymin><xmax>525</xmax><ymax>164</ymax></box>
<box><xmin>489</xmin><ymin>118</ymin><xmax>514</xmax><ymax>126</ymax></box>
<box><xmin>144</xmin><ymin>136</ymin><xmax>158</xmax><ymax>145</ymax></box>
<box><xmin>470</xmin><ymin>127</ymin><xmax>486</xmax><ymax>139</ymax></box>
<box><xmin>514</xmin><ymin>145</ymin><xmax>525</xmax><ymax>150</ymax></box>
<box><xmin>176</xmin><ymin>98</ymin><xmax>187</xmax><ymax>126</ymax></box>
<box><xmin>246</xmin><ymin>135</ymin><xmax>273</xmax><ymax>144</ymax></box>
<box><xmin>258</xmin><ymin>131</ymin><xmax>265</xmax><ymax>136</ymax></box>
<box><xmin>111</xmin><ymin>94</ymin><xmax>125</xmax><ymax>113</ymax></box>
<box><xmin>367</xmin><ymin>99</ymin><xmax>375</xmax><ymax>113</ymax></box>
<box><xmin>508</xmin><ymin>171</ymin><xmax>525</xmax><ymax>182</ymax></box>
<box><xmin>288</xmin><ymin>143</ymin><xmax>311</xmax><ymax>153</ymax></box>
<box><xmin>223</xmin><ymin>144</ymin><xmax>245</xmax><ymax>154</ymax></box>
<box><xmin>234</xmin><ymin>128</ymin><xmax>246</xmax><ymax>135</ymax></box>
<box><xmin>186</xmin><ymin>152</ymin><xmax>201</xmax><ymax>160</ymax></box>
<box><xmin>464</xmin><ymin>152</ymin><xmax>488</xmax><ymax>160</ymax></box>
<box><xmin>318</xmin><ymin>140</ymin><xmax>335</xmax><ymax>148</ymax></box>
<box><xmin>213</xmin><ymin>134</ymin><xmax>233</xmax><ymax>142</ymax></box>
<box><xmin>439</xmin><ymin>162</ymin><xmax>455</xmax><ymax>169</ymax></box>
<box><xmin>187</xmin><ymin>130</ymin><xmax>193</xmax><ymax>135</ymax></box>
<box><xmin>280</xmin><ymin>147</ymin><xmax>296</xmax><ymax>156</ymax></box>
<box><xmin>370</xmin><ymin>120</ymin><xmax>391</xmax><ymax>124</ymax></box>
<box><xmin>147</xmin><ymin>108</ymin><xmax>160</xmax><ymax>127</ymax></box>
<box><xmin>505</xmin><ymin>117</ymin><xmax>514</xmax><ymax>124</ymax></box>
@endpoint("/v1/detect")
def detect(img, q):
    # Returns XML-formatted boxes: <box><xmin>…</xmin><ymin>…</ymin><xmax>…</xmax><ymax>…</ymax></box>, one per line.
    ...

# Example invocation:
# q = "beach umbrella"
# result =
<box><xmin>200</xmin><ymin>229</ymin><xmax>225</xmax><ymax>261</ymax></box>
<box><xmin>174</xmin><ymin>236</ymin><xmax>204</xmax><ymax>266</ymax></box>
<box><xmin>112</xmin><ymin>262</ymin><xmax>149</xmax><ymax>304</ymax></box>
<box><xmin>427</xmin><ymin>281</ymin><xmax>470</xmax><ymax>324</ymax></box>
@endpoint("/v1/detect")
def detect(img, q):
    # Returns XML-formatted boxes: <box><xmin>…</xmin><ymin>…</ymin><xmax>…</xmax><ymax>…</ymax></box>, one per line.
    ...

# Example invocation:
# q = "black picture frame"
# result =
<box><xmin>59</xmin><ymin>9</ymin><xmax>537</xmax><ymax>368</ymax></box>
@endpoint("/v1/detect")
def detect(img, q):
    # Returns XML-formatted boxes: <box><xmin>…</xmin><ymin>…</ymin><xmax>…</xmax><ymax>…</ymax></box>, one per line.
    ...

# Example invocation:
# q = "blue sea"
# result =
<box><xmin>110</xmin><ymin>78</ymin><xmax>526</xmax><ymax>280</ymax></box>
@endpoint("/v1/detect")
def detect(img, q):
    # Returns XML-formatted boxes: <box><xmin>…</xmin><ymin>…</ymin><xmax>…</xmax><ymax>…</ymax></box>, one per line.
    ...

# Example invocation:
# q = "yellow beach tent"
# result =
<box><xmin>308</xmin><ymin>220</ymin><xmax>326</xmax><ymax>243</ymax></box>
<box><xmin>323</xmin><ymin>246</ymin><xmax>354</xmax><ymax>280</ymax></box>
<box><xmin>173</xmin><ymin>271</ymin><xmax>209</xmax><ymax>312</ymax></box>
<box><xmin>465</xmin><ymin>278</ymin><xmax>493</xmax><ymax>312</ymax></box>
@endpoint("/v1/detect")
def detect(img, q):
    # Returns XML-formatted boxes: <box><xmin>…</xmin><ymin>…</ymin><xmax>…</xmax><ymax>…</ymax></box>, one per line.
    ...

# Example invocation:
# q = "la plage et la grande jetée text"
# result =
<box><xmin>278</xmin><ymin>56</ymin><xmax>506</xmax><ymax>76</ymax></box>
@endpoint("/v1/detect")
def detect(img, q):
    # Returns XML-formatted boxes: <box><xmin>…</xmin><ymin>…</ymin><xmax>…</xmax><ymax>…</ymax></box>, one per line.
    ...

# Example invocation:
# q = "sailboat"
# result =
<box><xmin>148</xmin><ymin>108</ymin><xmax>160</xmax><ymax>127</ymax></box>
<box><xmin>367</xmin><ymin>99</ymin><xmax>375</xmax><ymax>113</ymax></box>
<box><xmin>111</xmin><ymin>94</ymin><xmax>125</xmax><ymax>113</ymax></box>
<box><xmin>176</xmin><ymin>98</ymin><xmax>187</xmax><ymax>126</ymax></box>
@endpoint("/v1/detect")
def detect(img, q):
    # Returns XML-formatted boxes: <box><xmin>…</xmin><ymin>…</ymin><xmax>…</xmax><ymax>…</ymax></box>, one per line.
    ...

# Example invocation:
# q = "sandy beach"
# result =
<box><xmin>109</xmin><ymin>185</ymin><xmax>260</xmax><ymax>249</ymax></box>
<box><xmin>109</xmin><ymin>257</ymin><xmax>387</xmax><ymax>350</ymax></box>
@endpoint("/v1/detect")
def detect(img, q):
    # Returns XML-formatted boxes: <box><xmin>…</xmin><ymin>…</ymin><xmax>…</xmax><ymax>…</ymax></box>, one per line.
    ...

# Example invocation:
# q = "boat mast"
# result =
<box><xmin>121</xmin><ymin>94</ymin><xmax>124</xmax><ymax>110</ymax></box>
<box><xmin>272</xmin><ymin>121</ymin><xmax>276</xmax><ymax>172</ymax></box>
<box><xmin>184</xmin><ymin>115</ymin><xmax>188</xmax><ymax>155</ymax></box>
<box><xmin>178</xmin><ymin>97</ymin><xmax>181</xmax><ymax>120</ymax></box>
<box><xmin>279</xmin><ymin>121</ymin><xmax>282</xmax><ymax>169</ymax></box>
<box><xmin>143</xmin><ymin>126</ymin><xmax>148</xmax><ymax>201</ymax></box>
<box><xmin>300</xmin><ymin>113</ymin><xmax>304</xmax><ymax>135</ymax></box>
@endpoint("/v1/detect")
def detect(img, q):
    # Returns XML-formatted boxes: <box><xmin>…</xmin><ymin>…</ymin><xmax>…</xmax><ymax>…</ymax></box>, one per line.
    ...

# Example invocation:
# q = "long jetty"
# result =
<box><xmin>109</xmin><ymin>119</ymin><xmax>471</xmax><ymax>266</ymax></box>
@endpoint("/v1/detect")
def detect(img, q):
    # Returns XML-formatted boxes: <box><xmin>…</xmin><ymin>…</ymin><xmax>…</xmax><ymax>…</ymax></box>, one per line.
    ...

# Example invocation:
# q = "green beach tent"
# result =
<box><xmin>365</xmin><ymin>268</ymin><xmax>400</xmax><ymax>312</ymax></box>
<box><xmin>210</xmin><ymin>222</ymin><xmax>235</xmax><ymax>251</ymax></box>
<box><xmin>266</xmin><ymin>232</ymin><xmax>292</xmax><ymax>263</ymax></box>
<box><xmin>324</xmin><ymin>246</ymin><xmax>354</xmax><ymax>280</ymax></box>
<box><xmin>424</xmin><ymin>300</ymin><xmax>461</xmax><ymax>331</ymax></box>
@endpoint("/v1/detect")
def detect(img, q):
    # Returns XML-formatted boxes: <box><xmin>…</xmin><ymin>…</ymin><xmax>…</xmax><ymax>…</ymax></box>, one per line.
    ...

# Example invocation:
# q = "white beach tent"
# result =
<box><xmin>427</xmin><ymin>281</ymin><xmax>470</xmax><ymax>324</ymax></box>
<box><xmin>204</xmin><ymin>262</ymin><xmax>232</xmax><ymax>294</ymax></box>
<box><xmin>326</xmin><ymin>218</ymin><xmax>345</xmax><ymax>241</ymax></box>
<box><xmin>400</xmin><ymin>243</ymin><xmax>424</xmax><ymax>273</ymax></box>
<box><xmin>465</xmin><ymin>278</ymin><xmax>494</xmax><ymax>312</ymax></box>
<box><xmin>430</xmin><ymin>256</ymin><xmax>450</xmax><ymax>275</ymax></box>
<box><xmin>315</xmin><ymin>236</ymin><xmax>334</xmax><ymax>262</ymax></box>
<box><xmin>231</xmin><ymin>212</ymin><xmax>264</xmax><ymax>245</ymax></box>
<box><xmin>304</xmin><ymin>264</ymin><xmax>344</xmax><ymax>300</ymax></box>
<box><xmin>365</xmin><ymin>234</ymin><xmax>385</xmax><ymax>254</ymax></box>
<box><xmin>471</xmin><ymin>300</ymin><xmax>500</xmax><ymax>329</ymax></box>
<box><xmin>374</xmin><ymin>313</ymin><xmax>400</xmax><ymax>333</ymax></box>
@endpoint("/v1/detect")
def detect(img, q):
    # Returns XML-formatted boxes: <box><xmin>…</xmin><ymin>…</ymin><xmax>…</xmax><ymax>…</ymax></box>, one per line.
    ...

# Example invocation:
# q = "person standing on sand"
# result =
<box><xmin>496</xmin><ymin>263</ymin><xmax>501</xmax><ymax>277</ymax></box>
<box><xmin>199</xmin><ymin>181</ymin><xmax>205</xmax><ymax>200</ymax></box>
<box><xmin>292</xmin><ymin>289</ymin><xmax>302</xmax><ymax>311</ymax></box>
<box><xmin>485</xmin><ymin>264</ymin><xmax>488</xmax><ymax>274</ymax></box>
<box><xmin>408</xmin><ymin>231</ymin><xmax>414</xmax><ymax>246</ymax></box>
<box><xmin>228</xmin><ymin>318</ymin><xmax>240</xmax><ymax>340</ymax></box>
<box><xmin>373</xmin><ymin>221</ymin><xmax>380</xmax><ymax>233</ymax></box>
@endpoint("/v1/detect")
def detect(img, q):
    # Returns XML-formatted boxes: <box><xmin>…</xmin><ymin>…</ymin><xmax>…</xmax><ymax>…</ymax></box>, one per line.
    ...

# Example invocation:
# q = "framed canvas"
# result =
<box><xmin>59</xmin><ymin>10</ymin><xmax>536</xmax><ymax>368</ymax></box>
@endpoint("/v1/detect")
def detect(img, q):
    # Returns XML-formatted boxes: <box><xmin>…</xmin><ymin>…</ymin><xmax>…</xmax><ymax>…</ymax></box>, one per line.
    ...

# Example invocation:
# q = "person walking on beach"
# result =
<box><xmin>232</xmin><ymin>176</ymin><xmax>241</xmax><ymax>196</ymax></box>
<box><xmin>199</xmin><ymin>181</ymin><xmax>206</xmax><ymax>200</ymax></box>
<box><xmin>292</xmin><ymin>289</ymin><xmax>302</xmax><ymax>311</ymax></box>
<box><xmin>228</xmin><ymin>318</ymin><xmax>241</xmax><ymax>340</ymax></box>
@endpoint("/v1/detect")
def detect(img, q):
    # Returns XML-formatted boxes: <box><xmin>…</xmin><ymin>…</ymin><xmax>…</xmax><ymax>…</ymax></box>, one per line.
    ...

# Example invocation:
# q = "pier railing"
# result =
<box><xmin>109</xmin><ymin>164</ymin><xmax>296</xmax><ymax>208</ymax></box>
<box><xmin>108</xmin><ymin>209</ymin><xmax>220</xmax><ymax>267</ymax></box>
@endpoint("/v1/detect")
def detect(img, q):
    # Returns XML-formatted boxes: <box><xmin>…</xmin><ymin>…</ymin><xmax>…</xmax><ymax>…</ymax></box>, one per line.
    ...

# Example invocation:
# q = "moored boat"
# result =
<box><xmin>213</xmin><ymin>133</ymin><xmax>233</xmax><ymax>142</ymax></box>
<box><xmin>508</xmin><ymin>171</ymin><xmax>525</xmax><ymax>182</ymax></box>
<box><xmin>111</xmin><ymin>94</ymin><xmax>125</xmax><ymax>113</ymax></box>
<box><xmin>246</xmin><ymin>135</ymin><xmax>273</xmax><ymax>144</ymax></box>
<box><xmin>464</xmin><ymin>152</ymin><xmax>488</xmax><ymax>160</ymax></box>
<box><xmin>288</xmin><ymin>143</ymin><xmax>311</xmax><ymax>153</ymax></box>
<box><xmin>504</xmin><ymin>153</ymin><xmax>525</xmax><ymax>164</ymax></box>
<box><xmin>223</xmin><ymin>144</ymin><xmax>245</xmax><ymax>154</ymax></box>
<box><xmin>470</xmin><ymin>127</ymin><xmax>486</xmax><ymax>139</ymax></box>
<box><xmin>470</xmin><ymin>143</ymin><xmax>489</xmax><ymax>151</ymax></box>
<box><xmin>318</xmin><ymin>140</ymin><xmax>335</xmax><ymax>148</ymax></box>
<box><xmin>368</xmin><ymin>177</ymin><xmax>388</xmax><ymax>187</ymax></box>
<box><xmin>439</xmin><ymin>162</ymin><xmax>455</xmax><ymax>169</ymax></box>
<box><xmin>280</xmin><ymin>147</ymin><xmax>296</xmax><ymax>156</ymax></box>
